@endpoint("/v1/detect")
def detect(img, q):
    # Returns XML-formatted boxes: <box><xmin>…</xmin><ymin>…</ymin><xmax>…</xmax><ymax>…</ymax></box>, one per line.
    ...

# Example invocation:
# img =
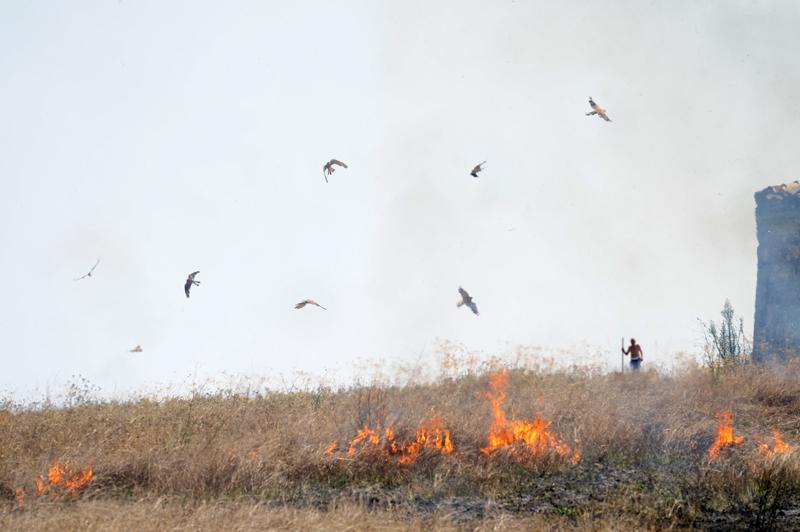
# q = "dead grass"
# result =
<box><xmin>3</xmin><ymin>356</ymin><xmax>800</xmax><ymax>530</ymax></box>
<box><xmin>0</xmin><ymin>498</ymin><xmax>651</xmax><ymax>532</ymax></box>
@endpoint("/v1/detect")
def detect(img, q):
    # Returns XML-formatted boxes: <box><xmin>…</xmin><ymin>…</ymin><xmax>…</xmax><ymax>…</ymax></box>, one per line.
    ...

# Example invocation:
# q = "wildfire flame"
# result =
<box><xmin>480</xmin><ymin>370</ymin><xmax>579</xmax><ymax>464</ymax></box>
<box><xmin>15</xmin><ymin>460</ymin><xmax>93</xmax><ymax>504</ymax></box>
<box><xmin>36</xmin><ymin>461</ymin><xmax>94</xmax><ymax>495</ymax></box>
<box><xmin>396</xmin><ymin>417</ymin><xmax>454</xmax><ymax>465</ymax></box>
<box><xmin>758</xmin><ymin>431</ymin><xmax>794</xmax><ymax>457</ymax></box>
<box><xmin>327</xmin><ymin>417</ymin><xmax>454</xmax><ymax>464</ymax></box>
<box><xmin>47</xmin><ymin>463</ymin><xmax>64</xmax><ymax>487</ymax></box>
<box><xmin>707</xmin><ymin>411</ymin><xmax>744</xmax><ymax>460</ymax></box>
<box><xmin>64</xmin><ymin>467</ymin><xmax>94</xmax><ymax>490</ymax></box>
<box><xmin>347</xmin><ymin>423</ymin><xmax>381</xmax><ymax>455</ymax></box>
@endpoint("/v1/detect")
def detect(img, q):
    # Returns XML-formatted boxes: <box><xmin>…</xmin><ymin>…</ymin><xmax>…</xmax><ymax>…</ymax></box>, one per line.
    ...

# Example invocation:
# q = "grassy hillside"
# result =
<box><xmin>2</xmin><ymin>360</ymin><xmax>800</xmax><ymax>530</ymax></box>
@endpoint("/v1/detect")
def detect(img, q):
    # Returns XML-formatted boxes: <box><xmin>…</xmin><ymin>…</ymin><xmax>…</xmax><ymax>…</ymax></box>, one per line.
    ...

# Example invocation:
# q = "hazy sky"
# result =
<box><xmin>2</xmin><ymin>1</ymin><xmax>799</xmax><ymax>398</ymax></box>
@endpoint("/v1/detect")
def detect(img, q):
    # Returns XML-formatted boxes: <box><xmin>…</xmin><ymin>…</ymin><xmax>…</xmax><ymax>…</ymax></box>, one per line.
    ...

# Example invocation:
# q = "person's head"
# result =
<box><xmin>630</xmin><ymin>338</ymin><xmax>636</xmax><ymax>345</ymax></box>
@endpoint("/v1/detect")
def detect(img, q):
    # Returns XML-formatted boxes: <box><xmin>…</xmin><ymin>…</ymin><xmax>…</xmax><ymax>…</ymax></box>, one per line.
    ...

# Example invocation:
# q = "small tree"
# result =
<box><xmin>701</xmin><ymin>299</ymin><xmax>750</xmax><ymax>372</ymax></box>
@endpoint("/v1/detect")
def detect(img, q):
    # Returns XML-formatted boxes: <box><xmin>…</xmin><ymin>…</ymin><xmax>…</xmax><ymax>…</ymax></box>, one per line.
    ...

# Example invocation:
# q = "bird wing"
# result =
<box><xmin>295</xmin><ymin>301</ymin><xmax>307</xmax><ymax>309</ymax></box>
<box><xmin>188</xmin><ymin>271</ymin><xmax>200</xmax><ymax>281</ymax></box>
<box><xmin>589</xmin><ymin>99</ymin><xmax>598</xmax><ymax>110</ymax></box>
<box><xmin>471</xmin><ymin>161</ymin><xmax>486</xmax><ymax>173</ymax></box>
<box><xmin>466</xmin><ymin>300</ymin><xmax>479</xmax><ymax>315</ymax></box>
<box><xmin>185</xmin><ymin>280</ymin><xmax>192</xmax><ymax>297</ymax></box>
<box><xmin>330</xmin><ymin>159</ymin><xmax>347</xmax><ymax>168</ymax></box>
<box><xmin>323</xmin><ymin>166</ymin><xmax>329</xmax><ymax>182</ymax></box>
<box><xmin>599</xmin><ymin>111</ymin><xmax>611</xmax><ymax>122</ymax></box>
<box><xmin>74</xmin><ymin>259</ymin><xmax>100</xmax><ymax>280</ymax></box>
<box><xmin>312</xmin><ymin>301</ymin><xmax>327</xmax><ymax>310</ymax></box>
<box><xmin>458</xmin><ymin>287</ymin><xmax>470</xmax><ymax>300</ymax></box>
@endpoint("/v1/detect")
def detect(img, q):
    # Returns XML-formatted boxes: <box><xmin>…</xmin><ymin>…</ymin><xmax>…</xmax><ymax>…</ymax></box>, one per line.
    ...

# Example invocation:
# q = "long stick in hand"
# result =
<box><xmin>621</xmin><ymin>337</ymin><xmax>625</xmax><ymax>373</ymax></box>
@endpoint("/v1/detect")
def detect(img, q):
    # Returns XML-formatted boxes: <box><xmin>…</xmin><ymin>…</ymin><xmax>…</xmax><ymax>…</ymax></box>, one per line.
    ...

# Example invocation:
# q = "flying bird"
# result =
<box><xmin>586</xmin><ymin>97</ymin><xmax>611</xmax><ymax>122</ymax></box>
<box><xmin>185</xmin><ymin>271</ymin><xmax>200</xmax><ymax>298</ymax></box>
<box><xmin>457</xmin><ymin>287</ymin><xmax>479</xmax><ymax>315</ymax></box>
<box><xmin>323</xmin><ymin>159</ymin><xmax>348</xmax><ymax>182</ymax></box>
<box><xmin>73</xmin><ymin>259</ymin><xmax>100</xmax><ymax>281</ymax></box>
<box><xmin>470</xmin><ymin>161</ymin><xmax>486</xmax><ymax>178</ymax></box>
<box><xmin>129</xmin><ymin>345</ymin><xmax>143</xmax><ymax>353</ymax></box>
<box><xmin>295</xmin><ymin>299</ymin><xmax>327</xmax><ymax>310</ymax></box>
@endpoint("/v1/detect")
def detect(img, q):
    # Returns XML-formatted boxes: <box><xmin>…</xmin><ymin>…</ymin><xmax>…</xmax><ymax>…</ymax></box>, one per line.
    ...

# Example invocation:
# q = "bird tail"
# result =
<box><xmin>457</xmin><ymin>301</ymin><xmax>464</xmax><ymax>307</ymax></box>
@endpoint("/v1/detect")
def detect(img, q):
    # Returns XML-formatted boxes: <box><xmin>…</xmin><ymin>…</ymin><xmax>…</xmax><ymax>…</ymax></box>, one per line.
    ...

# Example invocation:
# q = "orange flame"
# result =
<box><xmin>329</xmin><ymin>417</ymin><xmax>454</xmax><ymax>464</ymax></box>
<box><xmin>758</xmin><ymin>431</ymin><xmax>794</xmax><ymax>457</ymax></box>
<box><xmin>64</xmin><ymin>467</ymin><xmax>94</xmax><ymax>490</ymax></box>
<box><xmin>480</xmin><ymin>370</ymin><xmax>579</xmax><ymax>463</ymax></box>
<box><xmin>48</xmin><ymin>463</ymin><xmax>64</xmax><ymax>486</ymax></box>
<box><xmin>34</xmin><ymin>461</ymin><xmax>94</xmax><ymax>495</ymax></box>
<box><xmin>708</xmin><ymin>411</ymin><xmax>744</xmax><ymax>460</ymax></box>
<box><xmin>347</xmin><ymin>424</ymin><xmax>381</xmax><ymax>455</ymax></box>
<box><xmin>35</xmin><ymin>477</ymin><xmax>46</xmax><ymax>494</ymax></box>
<box><xmin>396</xmin><ymin>417</ymin><xmax>454</xmax><ymax>465</ymax></box>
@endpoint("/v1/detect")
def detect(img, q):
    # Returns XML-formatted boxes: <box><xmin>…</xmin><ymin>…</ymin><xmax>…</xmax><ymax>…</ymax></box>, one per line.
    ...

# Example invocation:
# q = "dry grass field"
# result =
<box><xmin>2</xmin><ymin>355</ymin><xmax>800</xmax><ymax>531</ymax></box>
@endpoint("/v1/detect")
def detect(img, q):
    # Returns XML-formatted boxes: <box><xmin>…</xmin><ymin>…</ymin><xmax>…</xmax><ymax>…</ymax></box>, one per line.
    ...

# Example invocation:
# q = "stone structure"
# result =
<box><xmin>753</xmin><ymin>181</ymin><xmax>800</xmax><ymax>361</ymax></box>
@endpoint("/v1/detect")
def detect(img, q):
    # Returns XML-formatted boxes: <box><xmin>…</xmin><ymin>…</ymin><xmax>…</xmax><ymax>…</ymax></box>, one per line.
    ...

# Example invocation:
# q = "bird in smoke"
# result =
<box><xmin>295</xmin><ymin>299</ymin><xmax>327</xmax><ymax>310</ymax></box>
<box><xmin>184</xmin><ymin>271</ymin><xmax>200</xmax><ymax>298</ymax></box>
<box><xmin>585</xmin><ymin>97</ymin><xmax>611</xmax><ymax>122</ymax></box>
<box><xmin>323</xmin><ymin>159</ymin><xmax>348</xmax><ymax>182</ymax></box>
<box><xmin>470</xmin><ymin>161</ymin><xmax>486</xmax><ymax>178</ymax></box>
<box><xmin>73</xmin><ymin>259</ymin><xmax>100</xmax><ymax>281</ymax></box>
<box><xmin>129</xmin><ymin>345</ymin><xmax>143</xmax><ymax>353</ymax></box>
<box><xmin>457</xmin><ymin>287</ymin><xmax>479</xmax><ymax>315</ymax></box>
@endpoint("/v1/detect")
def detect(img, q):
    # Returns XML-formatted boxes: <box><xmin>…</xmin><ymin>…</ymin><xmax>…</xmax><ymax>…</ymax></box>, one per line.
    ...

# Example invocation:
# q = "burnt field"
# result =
<box><xmin>2</xmin><ymin>360</ymin><xmax>800</xmax><ymax>531</ymax></box>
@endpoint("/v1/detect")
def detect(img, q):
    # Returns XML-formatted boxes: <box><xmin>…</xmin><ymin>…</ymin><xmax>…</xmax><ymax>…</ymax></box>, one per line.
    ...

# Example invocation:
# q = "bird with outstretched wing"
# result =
<box><xmin>130</xmin><ymin>345</ymin><xmax>143</xmax><ymax>353</ymax></box>
<box><xmin>586</xmin><ymin>97</ymin><xmax>611</xmax><ymax>122</ymax></box>
<box><xmin>295</xmin><ymin>299</ymin><xmax>327</xmax><ymax>310</ymax></box>
<box><xmin>74</xmin><ymin>259</ymin><xmax>100</xmax><ymax>281</ymax></box>
<box><xmin>323</xmin><ymin>159</ymin><xmax>348</xmax><ymax>182</ymax></box>
<box><xmin>470</xmin><ymin>161</ymin><xmax>486</xmax><ymax>178</ymax></box>
<box><xmin>185</xmin><ymin>271</ymin><xmax>200</xmax><ymax>298</ymax></box>
<box><xmin>457</xmin><ymin>286</ymin><xmax>479</xmax><ymax>315</ymax></box>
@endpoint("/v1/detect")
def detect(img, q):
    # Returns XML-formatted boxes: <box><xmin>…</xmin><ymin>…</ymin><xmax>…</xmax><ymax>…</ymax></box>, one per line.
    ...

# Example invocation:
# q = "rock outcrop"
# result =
<box><xmin>753</xmin><ymin>181</ymin><xmax>800</xmax><ymax>361</ymax></box>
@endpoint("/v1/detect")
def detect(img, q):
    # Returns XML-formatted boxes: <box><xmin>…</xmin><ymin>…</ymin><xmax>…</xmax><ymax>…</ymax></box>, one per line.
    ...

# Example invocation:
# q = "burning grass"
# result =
<box><xmin>326</xmin><ymin>416</ymin><xmax>454</xmax><ymax>464</ymax></box>
<box><xmin>3</xmin><ymin>358</ymin><xmax>800</xmax><ymax>529</ymax></box>
<box><xmin>707</xmin><ymin>410</ymin><xmax>744</xmax><ymax>460</ymax></box>
<box><xmin>480</xmin><ymin>369</ymin><xmax>579</xmax><ymax>464</ymax></box>
<box><xmin>14</xmin><ymin>462</ymin><xmax>93</xmax><ymax>506</ymax></box>
<box><xmin>759</xmin><ymin>431</ymin><xmax>795</xmax><ymax>457</ymax></box>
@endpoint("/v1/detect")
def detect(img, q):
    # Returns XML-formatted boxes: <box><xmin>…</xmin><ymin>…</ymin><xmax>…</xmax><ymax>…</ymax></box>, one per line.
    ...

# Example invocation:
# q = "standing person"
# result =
<box><xmin>622</xmin><ymin>338</ymin><xmax>644</xmax><ymax>371</ymax></box>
